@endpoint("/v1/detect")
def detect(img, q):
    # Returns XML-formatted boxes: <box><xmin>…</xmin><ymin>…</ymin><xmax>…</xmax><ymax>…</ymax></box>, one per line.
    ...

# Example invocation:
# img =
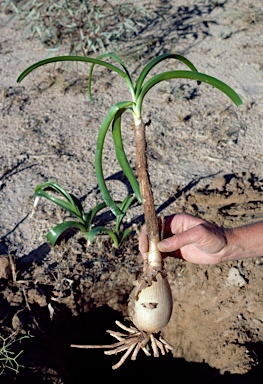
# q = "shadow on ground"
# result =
<box><xmin>1</xmin><ymin>304</ymin><xmax>263</xmax><ymax>384</ymax></box>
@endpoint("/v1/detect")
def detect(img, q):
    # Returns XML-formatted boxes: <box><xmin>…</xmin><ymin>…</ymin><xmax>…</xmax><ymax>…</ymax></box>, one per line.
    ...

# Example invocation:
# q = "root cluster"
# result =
<box><xmin>71</xmin><ymin>320</ymin><xmax>173</xmax><ymax>369</ymax></box>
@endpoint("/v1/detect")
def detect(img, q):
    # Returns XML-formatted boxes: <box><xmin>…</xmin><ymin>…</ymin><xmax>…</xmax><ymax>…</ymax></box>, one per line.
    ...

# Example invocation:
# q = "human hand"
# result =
<box><xmin>139</xmin><ymin>213</ymin><xmax>229</xmax><ymax>265</ymax></box>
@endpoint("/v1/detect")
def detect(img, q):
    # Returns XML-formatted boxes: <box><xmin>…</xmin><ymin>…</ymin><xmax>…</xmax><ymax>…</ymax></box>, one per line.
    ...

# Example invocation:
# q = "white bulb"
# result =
<box><xmin>129</xmin><ymin>273</ymin><xmax>173</xmax><ymax>333</ymax></box>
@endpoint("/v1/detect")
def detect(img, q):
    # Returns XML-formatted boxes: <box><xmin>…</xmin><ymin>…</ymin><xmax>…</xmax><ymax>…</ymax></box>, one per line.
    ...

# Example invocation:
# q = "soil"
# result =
<box><xmin>1</xmin><ymin>0</ymin><xmax>263</xmax><ymax>383</ymax></box>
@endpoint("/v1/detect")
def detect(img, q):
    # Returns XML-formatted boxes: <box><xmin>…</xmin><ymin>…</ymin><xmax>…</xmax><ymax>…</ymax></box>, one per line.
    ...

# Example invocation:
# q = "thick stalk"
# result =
<box><xmin>133</xmin><ymin>118</ymin><xmax>162</xmax><ymax>269</ymax></box>
<box><xmin>129</xmin><ymin>118</ymin><xmax>173</xmax><ymax>334</ymax></box>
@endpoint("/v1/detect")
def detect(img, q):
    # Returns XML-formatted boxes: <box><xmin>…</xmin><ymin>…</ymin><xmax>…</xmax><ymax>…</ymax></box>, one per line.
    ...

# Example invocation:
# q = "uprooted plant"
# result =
<box><xmin>17</xmin><ymin>52</ymin><xmax>242</xmax><ymax>369</ymax></box>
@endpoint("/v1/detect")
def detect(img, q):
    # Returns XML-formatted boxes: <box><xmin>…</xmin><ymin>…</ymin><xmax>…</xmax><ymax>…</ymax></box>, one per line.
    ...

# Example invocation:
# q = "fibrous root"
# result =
<box><xmin>71</xmin><ymin>320</ymin><xmax>173</xmax><ymax>370</ymax></box>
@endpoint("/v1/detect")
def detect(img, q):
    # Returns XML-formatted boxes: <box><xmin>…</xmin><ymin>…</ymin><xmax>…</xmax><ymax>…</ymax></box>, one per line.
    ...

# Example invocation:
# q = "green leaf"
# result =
<box><xmin>95</xmin><ymin>101</ymin><xmax>134</xmax><ymax>217</ymax></box>
<box><xmin>119</xmin><ymin>227</ymin><xmax>133</xmax><ymax>245</ymax></box>
<box><xmin>46</xmin><ymin>221</ymin><xmax>87</xmax><ymax>245</ymax></box>
<box><xmin>115</xmin><ymin>193</ymin><xmax>135</xmax><ymax>234</ymax></box>
<box><xmin>88</xmin><ymin>53</ymin><xmax>134</xmax><ymax>100</ymax></box>
<box><xmin>85</xmin><ymin>201</ymin><xmax>107</xmax><ymax>228</ymax></box>
<box><xmin>120</xmin><ymin>193</ymin><xmax>136</xmax><ymax>212</ymax></box>
<box><xmin>34</xmin><ymin>190</ymin><xmax>81</xmax><ymax>220</ymax></box>
<box><xmin>86</xmin><ymin>226</ymin><xmax>119</xmax><ymax>247</ymax></box>
<box><xmin>17</xmin><ymin>55</ymin><xmax>130</xmax><ymax>85</ymax></box>
<box><xmin>35</xmin><ymin>181</ymin><xmax>72</xmax><ymax>202</ymax></box>
<box><xmin>135</xmin><ymin>53</ymin><xmax>199</xmax><ymax>98</ymax></box>
<box><xmin>112</xmin><ymin>109</ymin><xmax>141</xmax><ymax>203</ymax></box>
<box><xmin>69</xmin><ymin>193</ymin><xmax>87</xmax><ymax>224</ymax></box>
<box><xmin>136</xmin><ymin>70</ymin><xmax>243</xmax><ymax>116</ymax></box>
<box><xmin>34</xmin><ymin>181</ymin><xmax>85</xmax><ymax>223</ymax></box>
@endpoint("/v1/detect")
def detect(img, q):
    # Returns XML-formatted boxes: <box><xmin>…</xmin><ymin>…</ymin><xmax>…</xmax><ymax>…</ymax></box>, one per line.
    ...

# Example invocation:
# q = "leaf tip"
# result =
<box><xmin>236</xmin><ymin>97</ymin><xmax>243</xmax><ymax>107</ymax></box>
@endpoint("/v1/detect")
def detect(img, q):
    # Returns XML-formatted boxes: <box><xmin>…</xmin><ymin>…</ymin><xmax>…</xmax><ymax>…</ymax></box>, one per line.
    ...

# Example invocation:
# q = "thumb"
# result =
<box><xmin>158</xmin><ymin>229</ymin><xmax>198</xmax><ymax>252</ymax></box>
<box><xmin>158</xmin><ymin>238</ymin><xmax>172</xmax><ymax>252</ymax></box>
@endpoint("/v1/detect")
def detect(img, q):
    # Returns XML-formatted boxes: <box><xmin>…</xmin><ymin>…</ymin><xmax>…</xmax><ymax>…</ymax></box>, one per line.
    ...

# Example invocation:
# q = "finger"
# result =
<box><xmin>158</xmin><ymin>225</ymin><xmax>204</xmax><ymax>252</ymax></box>
<box><xmin>138</xmin><ymin>225</ymin><xmax>149</xmax><ymax>254</ymax></box>
<box><xmin>161</xmin><ymin>214</ymin><xmax>177</xmax><ymax>237</ymax></box>
<box><xmin>170</xmin><ymin>212</ymin><xmax>205</xmax><ymax>234</ymax></box>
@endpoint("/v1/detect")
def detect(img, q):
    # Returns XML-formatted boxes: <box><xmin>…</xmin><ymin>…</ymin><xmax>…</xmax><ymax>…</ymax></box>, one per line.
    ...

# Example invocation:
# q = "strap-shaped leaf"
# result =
<box><xmin>46</xmin><ymin>221</ymin><xmax>86</xmax><ymax>245</ymax></box>
<box><xmin>34</xmin><ymin>189</ymin><xmax>76</xmax><ymax>215</ymax></box>
<box><xmin>34</xmin><ymin>181</ymin><xmax>85</xmax><ymax>223</ymax></box>
<box><xmin>135</xmin><ymin>70</ymin><xmax>243</xmax><ymax>116</ymax></box>
<box><xmin>120</xmin><ymin>193</ymin><xmax>136</xmax><ymax>213</ymax></box>
<box><xmin>86</xmin><ymin>226</ymin><xmax>119</xmax><ymax>247</ymax></box>
<box><xmin>34</xmin><ymin>190</ymin><xmax>83</xmax><ymax>222</ymax></box>
<box><xmin>85</xmin><ymin>201</ymin><xmax>107</xmax><ymax>228</ymax></box>
<box><xmin>119</xmin><ymin>227</ymin><xmax>133</xmax><ymax>245</ymax></box>
<box><xmin>115</xmin><ymin>194</ymin><xmax>135</xmax><ymax>234</ymax></box>
<box><xmin>35</xmin><ymin>181</ymin><xmax>73</xmax><ymax>202</ymax></box>
<box><xmin>135</xmin><ymin>53</ymin><xmax>199</xmax><ymax>99</ymax></box>
<box><xmin>95</xmin><ymin>101</ymin><xmax>134</xmax><ymax>217</ymax></box>
<box><xmin>112</xmin><ymin>109</ymin><xmax>141</xmax><ymax>203</ymax></box>
<box><xmin>69</xmin><ymin>193</ymin><xmax>87</xmax><ymax>224</ymax></box>
<box><xmin>88</xmin><ymin>53</ymin><xmax>134</xmax><ymax>100</ymax></box>
<box><xmin>17</xmin><ymin>55</ymin><xmax>130</xmax><ymax>84</ymax></box>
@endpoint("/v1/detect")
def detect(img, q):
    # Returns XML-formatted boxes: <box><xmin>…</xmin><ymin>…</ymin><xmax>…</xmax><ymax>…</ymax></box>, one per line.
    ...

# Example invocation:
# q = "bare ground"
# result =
<box><xmin>1</xmin><ymin>0</ymin><xmax>263</xmax><ymax>382</ymax></box>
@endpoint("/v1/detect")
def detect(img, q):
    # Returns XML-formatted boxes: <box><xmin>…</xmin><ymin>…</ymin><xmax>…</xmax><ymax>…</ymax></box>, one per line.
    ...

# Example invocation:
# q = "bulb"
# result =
<box><xmin>128</xmin><ymin>272</ymin><xmax>173</xmax><ymax>334</ymax></box>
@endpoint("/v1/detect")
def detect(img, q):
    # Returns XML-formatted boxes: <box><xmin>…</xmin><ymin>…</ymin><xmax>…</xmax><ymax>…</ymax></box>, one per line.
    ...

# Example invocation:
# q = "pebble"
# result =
<box><xmin>226</xmin><ymin>267</ymin><xmax>246</xmax><ymax>287</ymax></box>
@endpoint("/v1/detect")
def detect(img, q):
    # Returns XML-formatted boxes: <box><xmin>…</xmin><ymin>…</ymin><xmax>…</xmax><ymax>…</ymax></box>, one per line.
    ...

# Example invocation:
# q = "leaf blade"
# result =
<box><xmin>135</xmin><ymin>53</ymin><xmax>199</xmax><ymax>98</ymax></box>
<box><xmin>85</xmin><ymin>201</ymin><xmax>108</xmax><ymax>228</ymax></box>
<box><xmin>112</xmin><ymin>109</ymin><xmax>141</xmax><ymax>203</ymax></box>
<box><xmin>88</xmin><ymin>52</ymin><xmax>134</xmax><ymax>100</ymax></box>
<box><xmin>86</xmin><ymin>226</ymin><xmax>119</xmax><ymax>247</ymax></box>
<box><xmin>46</xmin><ymin>221</ymin><xmax>86</xmax><ymax>245</ymax></box>
<box><xmin>136</xmin><ymin>70</ymin><xmax>243</xmax><ymax>115</ymax></box>
<box><xmin>95</xmin><ymin>101</ymin><xmax>134</xmax><ymax>217</ymax></box>
<box><xmin>34</xmin><ymin>181</ymin><xmax>84</xmax><ymax>223</ymax></box>
<box><xmin>17</xmin><ymin>55</ymin><xmax>129</xmax><ymax>84</ymax></box>
<box><xmin>115</xmin><ymin>193</ymin><xmax>135</xmax><ymax>234</ymax></box>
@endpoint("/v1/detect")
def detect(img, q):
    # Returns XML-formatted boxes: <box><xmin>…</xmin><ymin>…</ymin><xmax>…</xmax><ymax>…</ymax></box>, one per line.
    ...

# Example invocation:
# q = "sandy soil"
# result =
<box><xmin>1</xmin><ymin>0</ymin><xmax>263</xmax><ymax>382</ymax></box>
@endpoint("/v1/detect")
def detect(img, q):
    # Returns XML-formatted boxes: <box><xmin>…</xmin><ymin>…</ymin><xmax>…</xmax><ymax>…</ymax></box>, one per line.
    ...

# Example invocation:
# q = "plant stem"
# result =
<box><xmin>134</xmin><ymin>118</ymin><xmax>162</xmax><ymax>268</ymax></box>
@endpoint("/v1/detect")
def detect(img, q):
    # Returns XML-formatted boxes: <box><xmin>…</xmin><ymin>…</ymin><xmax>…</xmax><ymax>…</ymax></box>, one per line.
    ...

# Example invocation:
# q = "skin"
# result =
<box><xmin>139</xmin><ymin>213</ymin><xmax>263</xmax><ymax>266</ymax></box>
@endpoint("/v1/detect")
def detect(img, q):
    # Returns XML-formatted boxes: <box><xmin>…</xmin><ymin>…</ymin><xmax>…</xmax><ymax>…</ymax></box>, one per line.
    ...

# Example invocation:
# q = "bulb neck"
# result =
<box><xmin>148</xmin><ymin>237</ymin><xmax>162</xmax><ymax>269</ymax></box>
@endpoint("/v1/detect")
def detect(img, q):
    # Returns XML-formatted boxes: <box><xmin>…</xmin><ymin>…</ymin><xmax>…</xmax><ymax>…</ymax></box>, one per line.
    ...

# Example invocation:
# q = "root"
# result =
<box><xmin>70</xmin><ymin>320</ymin><xmax>174</xmax><ymax>369</ymax></box>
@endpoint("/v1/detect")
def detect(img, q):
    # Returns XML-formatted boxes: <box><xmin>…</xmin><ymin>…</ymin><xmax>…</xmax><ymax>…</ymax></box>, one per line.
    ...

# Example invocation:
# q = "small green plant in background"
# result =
<box><xmin>32</xmin><ymin>181</ymin><xmax>136</xmax><ymax>247</ymax></box>
<box><xmin>86</xmin><ymin>192</ymin><xmax>136</xmax><ymax>247</ymax></box>
<box><xmin>3</xmin><ymin>0</ymin><xmax>151</xmax><ymax>54</ymax></box>
<box><xmin>0</xmin><ymin>333</ymin><xmax>29</xmax><ymax>375</ymax></box>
